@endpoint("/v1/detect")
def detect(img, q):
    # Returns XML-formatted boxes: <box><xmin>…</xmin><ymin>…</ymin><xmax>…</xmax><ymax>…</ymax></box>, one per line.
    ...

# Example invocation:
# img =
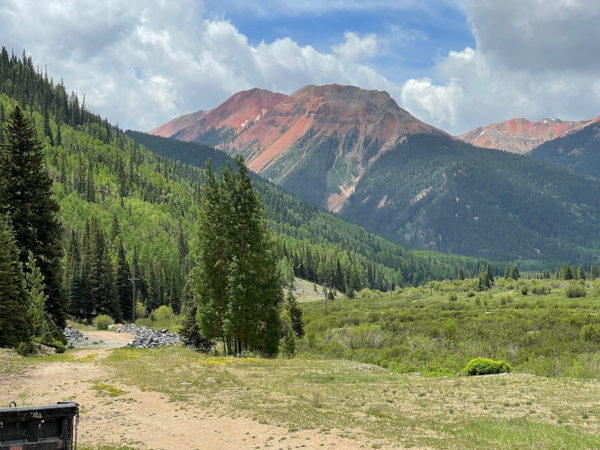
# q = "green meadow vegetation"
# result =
<box><xmin>298</xmin><ymin>277</ymin><xmax>600</xmax><ymax>379</ymax></box>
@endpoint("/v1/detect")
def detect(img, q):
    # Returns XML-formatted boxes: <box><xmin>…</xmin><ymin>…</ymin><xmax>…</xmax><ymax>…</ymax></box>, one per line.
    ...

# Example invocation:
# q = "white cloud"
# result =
<box><xmin>1</xmin><ymin>0</ymin><xmax>599</xmax><ymax>135</ymax></box>
<box><xmin>398</xmin><ymin>0</ymin><xmax>600</xmax><ymax>133</ymax></box>
<box><xmin>333</xmin><ymin>32</ymin><xmax>378</xmax><ymax>62</ymax></box>
<box><xmin>0</xmin><ymin>0</ymin><xmax>402</xmax><ymax>130</ymax></box>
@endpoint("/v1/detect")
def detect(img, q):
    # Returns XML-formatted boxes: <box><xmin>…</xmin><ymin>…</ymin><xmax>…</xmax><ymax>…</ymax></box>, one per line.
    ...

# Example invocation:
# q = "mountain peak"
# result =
<box><xmin>458</xmin><ymin>117</ymin><xmax>588</xmax><ymax>154</ymax></box>
<box><xmin>153</xmin><ymin>84</ymin><xmax>445</xmax><ymax>212</ymax></box>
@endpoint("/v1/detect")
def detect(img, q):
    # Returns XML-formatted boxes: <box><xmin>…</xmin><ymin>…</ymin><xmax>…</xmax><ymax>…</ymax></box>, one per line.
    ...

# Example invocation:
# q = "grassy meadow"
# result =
<box><xmin>5</xmin><ymin>276</ymin><xmax>600</xmax><ymax>448</ymax></box>
<box><xmin>299</xmin><ymin>277</ymin><xmax>600</xmax><ymax>379</ymax></box>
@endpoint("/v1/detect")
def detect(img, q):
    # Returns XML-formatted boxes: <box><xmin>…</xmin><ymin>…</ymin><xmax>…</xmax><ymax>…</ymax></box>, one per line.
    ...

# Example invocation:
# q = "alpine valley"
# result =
<box><xmin>153</xmin><ymin>85</ymin><xmax>600</xmax><ymax>264</ymax></box>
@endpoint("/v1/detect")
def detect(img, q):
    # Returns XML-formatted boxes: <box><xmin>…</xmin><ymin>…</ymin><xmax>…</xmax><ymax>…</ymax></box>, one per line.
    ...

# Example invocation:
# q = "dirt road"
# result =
<box><xmin>0</xmin><ymin>331</ymin><xmax>364</xmax><ymax>449</ymax></box>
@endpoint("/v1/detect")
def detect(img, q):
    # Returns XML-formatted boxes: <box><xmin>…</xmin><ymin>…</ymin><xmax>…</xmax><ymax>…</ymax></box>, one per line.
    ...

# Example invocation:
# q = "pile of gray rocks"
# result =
<box><xmin>117</xmin><ymin>323</ymin><xmax>180</xmax><ymax>348</ymax></box>
<box><xmin>63</xmin><ymin>326</ymin><xmax>89</xmax><ymax>347</ymax></box>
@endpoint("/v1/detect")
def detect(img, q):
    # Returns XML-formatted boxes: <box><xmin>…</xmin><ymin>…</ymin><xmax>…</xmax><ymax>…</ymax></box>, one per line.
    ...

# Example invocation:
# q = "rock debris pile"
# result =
<box><xmin>63</xmin><ymin>326</ymin><xmax>89</xmax><ymax>347</ymax></box>
<box><xmin>117</xmin><ymin>323</ymin><xmax>180</xmax><ymax>348</ymax></box>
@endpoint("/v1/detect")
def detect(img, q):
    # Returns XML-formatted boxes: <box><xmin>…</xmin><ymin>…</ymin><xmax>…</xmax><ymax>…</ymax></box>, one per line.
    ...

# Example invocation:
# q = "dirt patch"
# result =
<box><xmin>70</xmin><ymin>330</ymin><xmax>136</xmax><ymax>350</ymax></box>
<box><xmin>0</xmin><ymin>350</ymin><xmax>367</xmax><ymax>449</ymax></box>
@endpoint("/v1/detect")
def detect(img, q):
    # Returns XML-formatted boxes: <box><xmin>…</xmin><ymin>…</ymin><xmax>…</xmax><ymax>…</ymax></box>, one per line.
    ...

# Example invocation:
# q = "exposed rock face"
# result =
<box><xmin>457</xmin><ymin>118</ymin><xmax>587</xmax><ymax>154</ymax></box>
<box><xmin>151</xmin><ymin>84</ymin><xmax>445</xmax><ymax>211</ymax></box>
<box><xmin>117</xmin><ymin>323</ymin><xmax>180</xmax><ymax>348</ymax></box>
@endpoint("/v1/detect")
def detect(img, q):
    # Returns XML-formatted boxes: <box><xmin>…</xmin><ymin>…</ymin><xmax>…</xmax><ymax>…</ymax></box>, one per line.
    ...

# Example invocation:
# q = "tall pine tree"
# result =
<box><xmin>0</xmin><ymin>105</ymin><xmax>65</xmax><ymax>327</ymax></box>
<box><xmin>0</xmin><ymin>216</ymin><xmax>27</xmax><ymax>347</ymax></box>
<box><xmin>116</xmin><ymin>240</ymin><xmax>133</xmax><ymax>322</ymax></box>
<box><xmin>194</xmin><ymin>156</ymin><xmax>282</xmax><ymax>356</ymax></box>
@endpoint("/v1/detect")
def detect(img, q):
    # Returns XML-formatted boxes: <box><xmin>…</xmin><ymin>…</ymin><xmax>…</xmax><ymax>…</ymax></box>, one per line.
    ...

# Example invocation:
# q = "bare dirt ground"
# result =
<box><xmin>0</xmin><ymin>331</ymin><xmax>366</xmax><ymax>449</ymax></box>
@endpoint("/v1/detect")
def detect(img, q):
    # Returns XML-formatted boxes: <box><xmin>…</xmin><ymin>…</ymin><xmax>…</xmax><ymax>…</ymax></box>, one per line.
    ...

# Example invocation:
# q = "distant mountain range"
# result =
<box><xmin>457</xmin><ymin>118</ymin><xmax>588</xmax><ymax>154</ymax></box>
<box><xmin>152</xmin><ymin>85</ymin><xmax>600</xmax><ymax>263</ymax></box>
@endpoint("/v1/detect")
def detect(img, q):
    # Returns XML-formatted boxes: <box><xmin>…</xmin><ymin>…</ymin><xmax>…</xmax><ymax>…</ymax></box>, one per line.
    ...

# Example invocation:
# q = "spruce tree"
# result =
<box><xmin>285</xmin><ymin>287</ymin><xmax>304</xmax><ymax>338</ymax></box>
<box><xmin>0</xmin><ymin>216</ymin><xmax>27</xmax><ymax>347</ymax></box>
<box><xmin>194</xmin><ymin>156</ymin><xmax>282</xmax><ymax>356</ymax></box>
<box><xmin>0</xmin><ymin>105</ymin><xmax>65</xmax><ymax>327</ymax></box>
<box><xmin>24</xmin><ymin>251</ymin><xmax>48</xmax><ymax>339</ymax></box>
<box><xmin>88</xmin><ymin>218</ymin><xmax>119</xmax><ymax>320</ymax></box>
<box><xmin>180</xmin><ymin>275</ymin><xmax>211</xmax><ymax>351</ymax></box>
<box><xmin>590</xmin><ymin>264</ymin><xmax>599</xmax><ymax>280</ymax></box>
<box><xmin>116</xmin><ymin>240</ymin><xmax>133</xmax><ymax>322</ymax></box>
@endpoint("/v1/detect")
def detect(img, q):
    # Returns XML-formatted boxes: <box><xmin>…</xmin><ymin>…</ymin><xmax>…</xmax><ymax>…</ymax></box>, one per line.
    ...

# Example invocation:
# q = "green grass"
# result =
<box><xmin>102</xmin><ymin>347</ymin><xmax>600</xmax><ymax>448</ymax></box>
<box><xmin>299</xmin><ymin>277</ymin><xmax>600</xmax><ymax>378</ymax></box>
<box><xmin>451</xmin><ymin>418</ymin><xmax>600</xmax><ymax>449</ymax></box>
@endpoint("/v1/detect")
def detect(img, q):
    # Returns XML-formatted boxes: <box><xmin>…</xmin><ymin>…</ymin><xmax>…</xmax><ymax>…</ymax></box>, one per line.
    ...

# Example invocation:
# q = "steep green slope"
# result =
<box><xmin>340</xmin><ymin>134</ymin><xmax>600</xmax><ymax>264</ymax></box>
<box><xmin>127</xmin><ymin>131</ymin><xmax>486</xmax><ymax>287</ymax></box>
<box><xmin>529</xmin><ymin>119</ymin><xmax>600</xmax><ymax>178</ymax></box>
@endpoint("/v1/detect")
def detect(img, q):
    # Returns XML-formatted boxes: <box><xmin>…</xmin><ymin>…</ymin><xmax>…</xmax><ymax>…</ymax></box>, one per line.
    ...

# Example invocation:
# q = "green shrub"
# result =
<box><xmin>531</xmin><ymin>285</ymin><xmax>551</xmax><ymax>295</ymax></box>
<box><xmin>581</xmin><ymin>324</ymin><xmax>600</xmax><ymax>343</ymax></box>
<box><xmin>448</xmin><ymin>293</ymin><xmax>458</xmax><ymax>302</ymax></box>
<box><xmin>565</xmin><ymin>283</ymin><xmax>586</xmax><ymax>298</ymax></box>
<box><xmin>464</xmin><ymin>357</ymin><xmax>511</xmax><ymax>376</ymax></box>
<box><xmin>50</xmin><ymin>340</ymin><xmax>66</xmax><ymax>353</ymax></box>
<box><xmin>93</xmin><ymin>314</ymin><xmax>114</xmax><ymax>330</ymax></box>
<box><xmin>521</xmin><ymin>286</ymin><xmax>529</xmax><ymax>296</ymax></box>
<box><xmin>17</xmin><ymin>341</ymin><xmax>36</xmax><ymax>356</ymax></box>
<box><xmin>135</xmin><ymin>301</ymin><xmax>147</xmax><ymax>319</ymax></box>
<box><xmin>151</xmin><ymin>305</ymin><xmax>175</xmax><ymax>322</ymax></box>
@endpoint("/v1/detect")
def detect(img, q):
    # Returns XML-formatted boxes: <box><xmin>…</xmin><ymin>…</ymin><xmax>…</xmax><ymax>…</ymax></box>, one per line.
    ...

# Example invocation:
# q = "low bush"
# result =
<box><xmin>521</xmin><ymin>286</ymin><xmax>528</xmax><ymax>296</ymax></box>
<box><xmin>17</xmin><ymin>341</ymin><xmax>36</xmax><ymax>356</ymax></box>
<box><xmin>464</xmin><ymin>357</ymin><xmax>511</xmax><ymax>376</ymax></box>
<box><xmin>531</xmin><ymin>285</ymin><xmax>551</xmax><ymax>295</ymax></box>
<box><xmin>50</xmin><ymin>340</ymin><xmax>67</xmax><ymax>353</ymax></box>
<box><xmin>565</xmin><ymin>283</ymin><xmax>586</xmax><ymax>298</ymax></box>
<box><xmin>93</xmin><ymin>314</ymin><xmax>114</xmax><ymax>330</ymax></box>
<box><xmin>581</xmin><ymin>324</ymin><xmax>600</xmax><ymax>343</ymax></box>
<box><xmin>448</xmin><ymin>293</ymin><xmax>458</xmax><ymax>302</ymax></box>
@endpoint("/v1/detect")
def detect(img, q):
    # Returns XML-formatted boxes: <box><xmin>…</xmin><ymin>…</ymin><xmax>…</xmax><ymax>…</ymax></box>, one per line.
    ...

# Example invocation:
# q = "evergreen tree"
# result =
<box><xmin>88</xmin><ymin>218</ymin><xmax>119</xmax><ymax>320</ymax></box>
<box><xmin>116</xmin><ymin>240</ymin><xmax>133</xmax><ymax>322</ymax></box>
<box><xmin>24</xmin><ymin>251</ymin><xmax>48</xmax><ymax>339</ymax></box>
<box><xmin>0</xmin><ymin>216</ymin><xmax>27</xmax><ymax>347</ymax></box>
<box><xmin>55</xmin><ymin>123</ymin><xmax>62</xmax><ymax>147</ymax></box>
<box><xmin>194</xmin><ymin>157</ymin><xmax>282</xmax><ymax>356</ymax></box>
<box><xmin>486</xmin><ymin>264</ymin><xmax>494</xmax><ymax>284</ymax></box>
<box><xmin>285</xmin><ymin>288</ymin><xmax>304</xmax><ymax>338</ymax></box>
<box><xmin>577</xmin><ymin>266</ymin><xmax>586</xmax><ymax>281</ymax></box>
<box><xmin>180</xmin><ymin>276</ymin><xmax>211</xmax><ymax>351</ymax></box>
<box><xmin>509</xmin><ymin>265</ymin><xmax>520</xmax><ymax>281</ymax></box>
<box><xmin>0</xmin><ymin>105</ymin><xmax>65</xmax><ymax>327</ymax></box>
<box><xmin>590</xmin><ymin>263</ymin><xmax>599</xmax><ymax>280</ymax></box>
<box><xmin>169</xmin><ymin>273</ymin><xmax>180</xmax><ymax>314</ymax></box>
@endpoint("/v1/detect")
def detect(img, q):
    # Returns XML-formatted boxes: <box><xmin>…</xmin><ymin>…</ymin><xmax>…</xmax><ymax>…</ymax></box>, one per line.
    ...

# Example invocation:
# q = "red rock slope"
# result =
<box><xmin>151</xmin><ymin>84</ymin><xmax>445</xmax><ymax>211</ymax></box>
<box><xmin>457</xmin><ymin>118</ymin><xmax>588</xmax><ymax>154</ymax></box>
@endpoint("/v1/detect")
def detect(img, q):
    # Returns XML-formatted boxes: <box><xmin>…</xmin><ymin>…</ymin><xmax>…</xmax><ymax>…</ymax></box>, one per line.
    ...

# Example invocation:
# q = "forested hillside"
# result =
<box><xmin>529</xmin><ymin>118</ymin><xmax>600</xmax><ymax>179</ymax></box>
<box><xmin>339</xmin><ymin>133</ymin><xmax>600</xmax><ymax>265</ymax></box>
<box><xmin>154</xmin><ymin>85</ymin><xmax>600</xmax><ymax>266</ymax></box>
<box><xmin>0</xmin><ymin>48</ymin><xmax>487</xmax><ymax>324</ymax></box>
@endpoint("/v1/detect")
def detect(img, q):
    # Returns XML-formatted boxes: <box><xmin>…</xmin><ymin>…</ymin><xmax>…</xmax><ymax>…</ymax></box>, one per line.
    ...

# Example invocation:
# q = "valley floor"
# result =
<box><xmin>2</xmin><ymin>332</ymin><xmax>600</xmax><ymax>449</ymax></box>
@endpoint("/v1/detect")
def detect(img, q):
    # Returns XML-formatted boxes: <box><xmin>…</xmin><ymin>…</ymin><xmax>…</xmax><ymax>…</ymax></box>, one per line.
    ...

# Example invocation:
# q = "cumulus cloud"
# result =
<box><xmin>0</xmin><ymin>0</ymin><xmax>599</xmax><ymax>135</ymax></box>
<box><xmin>0</xmin><ymin>0</ymin><xmax>402</xmax><ymax>130</ymax></box>
<box><xmin>399</xmin><ymin>0</ymin><xmax>600</xmax><ymax>133</ymax></box>
<box><xmin>333</xmin><ymin>32</ymin><xmax>378</xmax><ymax>62</ymax></box>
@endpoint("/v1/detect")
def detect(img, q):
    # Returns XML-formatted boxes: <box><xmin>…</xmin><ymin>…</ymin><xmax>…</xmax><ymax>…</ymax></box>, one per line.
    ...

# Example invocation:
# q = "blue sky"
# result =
<box><xmin>205</xmin><ymin>1</ymin><xmax>475</xmax><ymax>83</ymax></box>
<box><xmin>1</xmin><ymin>0</ymin><xmax>599</xmax><ymax>134</ymax></box>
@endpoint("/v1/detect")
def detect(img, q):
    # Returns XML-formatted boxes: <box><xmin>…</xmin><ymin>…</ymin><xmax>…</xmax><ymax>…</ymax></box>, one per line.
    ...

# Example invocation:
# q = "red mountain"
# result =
<box><xmin>151</xmin><ymin>84</ymin><xmax>445</xmax><ymax>211</ymax></box>
<box><xmin>457</xmin><ymin>118</ymin><xmax>588</xmax><ymax>154</ymax></box>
